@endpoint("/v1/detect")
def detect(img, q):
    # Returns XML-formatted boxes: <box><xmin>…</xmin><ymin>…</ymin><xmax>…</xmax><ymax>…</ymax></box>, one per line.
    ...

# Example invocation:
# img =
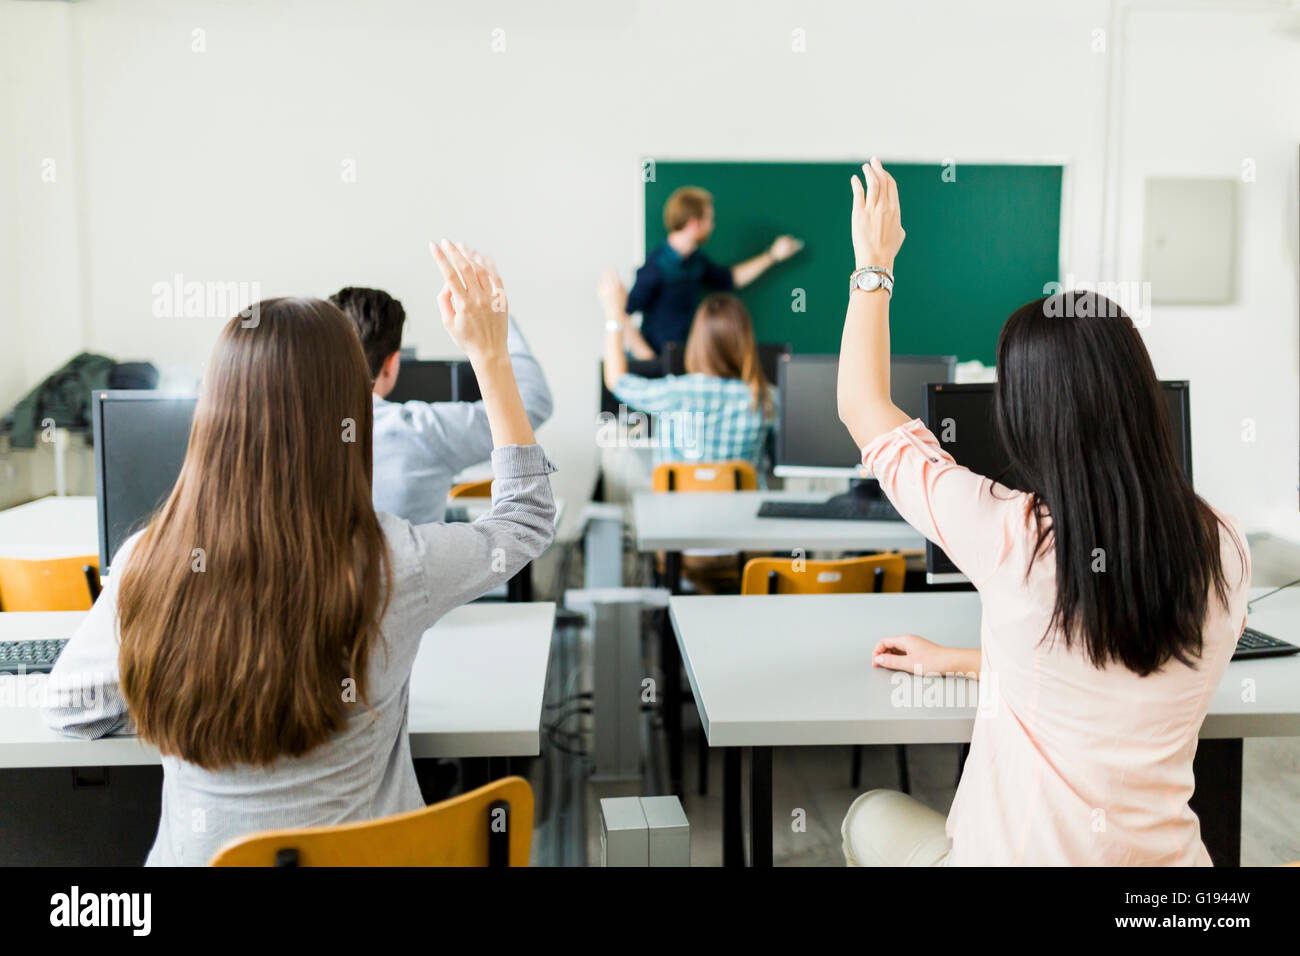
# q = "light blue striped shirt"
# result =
<box><xmin>610</xmin><ymin>372</ymin><xmax>775</xmax><ymax>467</ymax></box>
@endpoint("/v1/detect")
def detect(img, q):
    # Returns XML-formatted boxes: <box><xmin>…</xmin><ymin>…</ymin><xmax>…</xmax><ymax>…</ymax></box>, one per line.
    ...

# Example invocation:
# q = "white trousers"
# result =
<box><xmin>841</xmin><ymin>789</ymin><xmax>952</xmax><ymax>866</ymax></box>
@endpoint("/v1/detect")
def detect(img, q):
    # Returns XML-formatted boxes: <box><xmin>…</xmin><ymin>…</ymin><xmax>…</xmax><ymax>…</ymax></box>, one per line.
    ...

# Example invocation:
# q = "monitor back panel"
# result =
<box><xmin>93</xmin><ymin>392</ymin><xmax>197</xmax><ymax>572</ymax></box>
<box><xmin>921</xmin><ymin>380</ymin><xmax>1192</xmax><ymax>580</ymax></box>
<box><xmin>386</xmin><ymin>360</ymin><xmax>456</xmax><ymax>404</ymax></box>
<box><xmin>776</xmin><ymin>353</ymin><xmax>956</xmax><ymax>472</ymax></box>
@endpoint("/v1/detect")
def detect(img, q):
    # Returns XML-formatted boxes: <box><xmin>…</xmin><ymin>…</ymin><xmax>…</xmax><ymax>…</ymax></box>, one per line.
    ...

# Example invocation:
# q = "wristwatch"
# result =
<box><xmin>849</xmin><ymin>266</ymin><xmax>894</xmax><ymax>296</ymax></box>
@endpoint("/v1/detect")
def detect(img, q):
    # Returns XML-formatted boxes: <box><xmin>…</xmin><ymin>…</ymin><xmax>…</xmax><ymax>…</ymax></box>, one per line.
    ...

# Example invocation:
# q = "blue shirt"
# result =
<box><xmin>626</xmin><ymin>242</ymin><xmax>735</xmax><ymax>353</ymax></box>
<box><xmin>371</xmin><ymin>318</ymin><xmax>553</xmax><ymax>523</ymax></box>
<box><xmin>610</xmin><ymin>372</ymin><xmax>774</xmax><ymax>467</ymax></box>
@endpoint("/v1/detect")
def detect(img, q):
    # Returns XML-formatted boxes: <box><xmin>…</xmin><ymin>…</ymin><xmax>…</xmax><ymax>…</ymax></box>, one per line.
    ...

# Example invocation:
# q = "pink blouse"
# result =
<box><xmin>862</xmin><ymin>419</ymin><xmax>1251</xmax><ymax>866</ymax></box>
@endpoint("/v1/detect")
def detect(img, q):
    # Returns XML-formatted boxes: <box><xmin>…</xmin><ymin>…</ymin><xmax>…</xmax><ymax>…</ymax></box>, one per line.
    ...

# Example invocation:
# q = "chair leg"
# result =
<box><xmin>850</xmin><ymin>745</ymin><xmax>863</xmax><ymax>789</ymax></box>
<box><xmin>895</xmin><ymin>744</ymin><xmax>910</xmax><ymax>794</ymax></box>
<box><xmin>697</xmin><ymin>723</ymin><xmax>709</xmax><ymax>795</ymax></box>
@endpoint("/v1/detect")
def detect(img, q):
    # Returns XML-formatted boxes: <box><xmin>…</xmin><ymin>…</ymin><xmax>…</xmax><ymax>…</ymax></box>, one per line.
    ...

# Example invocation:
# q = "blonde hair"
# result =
<box><xmin>663</xmin><ymin>187</ymin><xmax>713</xmax><ymax>232</ymax></box>
<box><xmin>684</xmin><ymin>293</ymin><xmax>773</xmax><ymax>417</ymax></box>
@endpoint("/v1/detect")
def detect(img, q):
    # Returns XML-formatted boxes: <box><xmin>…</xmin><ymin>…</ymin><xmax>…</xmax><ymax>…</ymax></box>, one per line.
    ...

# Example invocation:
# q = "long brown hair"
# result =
<box><xmin>683</xmin><ymin>293</ymin><xmax>773</xmax><ymax>416</ymax></box>
<box><xmin>118</xmin><ymin>298</ymin><xmax>391</xmax><ymax>769</ymax></box>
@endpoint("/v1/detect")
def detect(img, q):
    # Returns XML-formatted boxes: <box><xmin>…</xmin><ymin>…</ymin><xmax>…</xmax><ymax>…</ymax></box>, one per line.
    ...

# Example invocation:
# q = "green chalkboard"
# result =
<box><xmin>644</xmin><ymin>161</ymin><xmax>1062</xmax><ymax>363</ymax></box>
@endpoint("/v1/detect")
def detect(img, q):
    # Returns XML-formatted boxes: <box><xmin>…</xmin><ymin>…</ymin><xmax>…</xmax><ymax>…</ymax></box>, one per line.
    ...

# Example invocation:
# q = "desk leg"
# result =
<box><xmin>659</xmin><ymin>551</ymin><xmax>684</xmax><ymax>797</ymax></box>
<box><xmin>1190</xmin><ymin>738</ymin><xmax>1242</xmax><ymax>867</ymax></box>
<box><xmin>659</xmin><ymin>608</ymin><xmax>683</xmax><ymax>797</ymax></box>
<box><xmin>723</xmin><ymin>747</ymin><xmax>744</xmax><ymax>867</ymax></box>
<box><xmin>749</xmin><ymin>746</ymin><xmax>773</xmax><ymax>868</ymax></box>
<box><xmin>662</xmin><ymin>551</ymin><xmax>683</xmax><ymax>597</ymax></box>
<box><xmin>507</xmin><ymin>563</ymin><xmax>533</xmax><ymax>603</ymax></box>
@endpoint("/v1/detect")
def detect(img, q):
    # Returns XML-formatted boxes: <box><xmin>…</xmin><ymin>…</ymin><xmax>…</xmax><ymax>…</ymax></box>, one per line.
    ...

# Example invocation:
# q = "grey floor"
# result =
<box><xmin>582</xmin><ymin>720</ymin><xmax>1300</xmax><ymax>866</ymax></box>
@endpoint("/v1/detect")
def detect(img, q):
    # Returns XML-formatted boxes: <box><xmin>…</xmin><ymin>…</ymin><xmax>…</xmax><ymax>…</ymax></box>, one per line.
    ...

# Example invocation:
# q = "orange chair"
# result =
<box><xmin>210</xmin><ymin>776</ymin><xmax>532</xmax><ymax>867</ymax></box>
<box><xmin>741</xmin><ymin>553</ymin><xmax>911</xmax><ymax>792</ymax></box>
<box><xmin>449</xmin><ymin>479</ymin><xmax>493</xmax><ymax>499</ymax></box>
<box><xmin>0</xmin><ymin>555</ymin><xmax>100</xmax><ymax>612</ymax></box>
<box><xmin>651</xmin><ymin>460</ymin><xmax>757</xmax><ymax>493</ymax></box>
<box><xmin>741</xmin><ymin>554</ymin><xmax>906</xmax><ymax>596</ymax></box>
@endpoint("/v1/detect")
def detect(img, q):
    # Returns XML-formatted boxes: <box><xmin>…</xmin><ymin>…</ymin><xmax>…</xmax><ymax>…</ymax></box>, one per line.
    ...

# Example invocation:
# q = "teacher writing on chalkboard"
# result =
<box><xmin>603</xmin><ymin>186</ymin><xmax>803</xmax><ymax>359</ymax></box>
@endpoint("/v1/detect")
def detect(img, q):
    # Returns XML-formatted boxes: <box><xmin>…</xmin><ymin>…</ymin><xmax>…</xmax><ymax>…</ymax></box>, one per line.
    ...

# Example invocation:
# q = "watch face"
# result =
<box><xmin>857</xmin><ymin>271</ymin><xmax>882</xmax><ymax>291</ymax></box>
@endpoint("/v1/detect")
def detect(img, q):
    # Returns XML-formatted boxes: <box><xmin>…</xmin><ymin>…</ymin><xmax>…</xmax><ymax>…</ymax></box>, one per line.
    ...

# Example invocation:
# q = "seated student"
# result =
<box><xmin>836</xmin><ymin>160</ymin><xmax>1250</xmax><ymax>866</ymax></box>
<box><xmin>600</xmin><ymin>277</ymin><xmax>776</xmax><ymax>594</ymax></box>
<box><xmin>43</xmin><ymin>244</ymin><xmax>556</xmax><ymax>866</ymax></box>
<box><xmin>599</xmin><ymin>273</ymin><xmax>775</xmax><ymax>471</ymax></box>
<box><xmin>331</xmin><ymin>267</ymin><xmax>552</xmax><ymax>524</ymax></box>
<box><xmin>613</xmin><ymin>186</ymin><xmax>802</xmax><ymax>358</ymax></box>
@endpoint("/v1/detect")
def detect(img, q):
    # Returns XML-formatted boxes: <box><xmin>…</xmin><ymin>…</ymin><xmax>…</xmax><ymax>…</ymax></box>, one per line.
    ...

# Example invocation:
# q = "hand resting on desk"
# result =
<box><xmin>873</xmin><ymin>635</ymin><xmax>981</xmax><ymax>678</ymax></box>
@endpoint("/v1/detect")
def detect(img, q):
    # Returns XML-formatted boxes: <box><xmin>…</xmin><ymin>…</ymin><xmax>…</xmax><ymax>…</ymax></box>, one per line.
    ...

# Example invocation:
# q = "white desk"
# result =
<box><xmin>0</xmin><ymin>495</ymin><xmax>563</xmax><ymax>561</ymax></box>
<box><xmin>0</xmin><ymin>602</ymin><xmax>556</xmax><ymax>768</ymax></box>
<box><xmin>633</xmin><ymin>490</ymin><xmax>924</xmax><ymax>552</ymax></box>
<box><xmin>671</xmin><ymin>588</ymin><xmax>1300</xmax><ymax>867</ymax></box>
<box><xmin>633</xmin><ymin>489</ymin><xmax>925</xmax><ymax>796</ymax></box>
<box><xmin>0</xmin><ymin>496</ymin><xmax>98</xmax><ymax>559</ymax></box>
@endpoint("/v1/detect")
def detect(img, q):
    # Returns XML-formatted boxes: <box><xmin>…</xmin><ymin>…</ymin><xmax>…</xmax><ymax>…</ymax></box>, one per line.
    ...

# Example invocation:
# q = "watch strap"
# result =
<box><xmin>849</xmin><ymin>266</ymin><xmax>895</xmax><ymax>295</ymax></box>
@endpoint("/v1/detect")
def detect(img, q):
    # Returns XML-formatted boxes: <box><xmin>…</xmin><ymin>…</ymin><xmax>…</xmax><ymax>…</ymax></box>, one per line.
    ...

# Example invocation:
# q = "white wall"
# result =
<box><xmin>2</xmin><ymin>0</ymin><xmax>1297</xmax><ymax>541</ymax></box>
<box><xmin>1116</xmin><ymin>3</ymin><xmax>1300</xmax><ymax>540</ymax></box>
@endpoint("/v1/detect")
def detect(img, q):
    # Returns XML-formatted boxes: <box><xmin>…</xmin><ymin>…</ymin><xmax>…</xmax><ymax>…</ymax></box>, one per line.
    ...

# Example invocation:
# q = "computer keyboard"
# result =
<box><xmin>1232</xmin><ymin>627</ymin><xmax>1300</xmax><ymax>661</ymax></box>
<box><xmin>0</xmin><ymin>639</ymin><xmax>69</xmax><ymax>675</ymax></box>
<box><xmin>757</xmin><ymin>498</ymin><xmax>904</xmax><ymax>522</ymax></box>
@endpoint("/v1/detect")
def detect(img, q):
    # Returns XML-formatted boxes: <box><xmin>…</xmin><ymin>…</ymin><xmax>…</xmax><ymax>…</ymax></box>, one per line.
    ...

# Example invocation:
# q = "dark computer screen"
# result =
<box><xmin>599</xmin><ymin>357</ymin><xmax>668</xmax><ymax>417</ymax></box>
<box><xmin>661</xmin><ymin>343</ymin><xmax>685</xmax><ymax>376</ymax></box>
<box><xmin>662</xmin><ymin>341</ymin><xmax>791</xmax><ymax>386</ymax></box>
<box><xmin>386</xmin><ymin>359</ymin><xmax>457</xmax><ymax>404</ymax></box>
<box><xmin>921</xmin><ymin>380</ymin><xmax>1193</xmax><ymax>580</ymax></box>
<box><xmin>92</xmin><ymin>391</ymin><xmax>197</xmax><ymax>572</ymax></box>
<box><xmin>775</xmin><ymin>354</ymin><xmax>957</xmax><ymax>473</ymax></box>
<box><xmin>455</xmin><ymin>361</ymin><xmax>481</xmax><ymax>403</ymax></box>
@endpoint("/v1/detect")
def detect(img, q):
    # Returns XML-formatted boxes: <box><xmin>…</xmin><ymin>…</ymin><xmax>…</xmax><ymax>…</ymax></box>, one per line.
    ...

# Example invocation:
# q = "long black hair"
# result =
<box><xmin>994</xmin><ymin>291</ymin><xmax>1242</xmax><ymax>676</ymax></box>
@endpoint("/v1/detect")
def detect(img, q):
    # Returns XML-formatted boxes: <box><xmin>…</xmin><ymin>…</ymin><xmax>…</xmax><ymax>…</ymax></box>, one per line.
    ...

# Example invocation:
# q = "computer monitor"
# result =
<box><xmin>662</xmin><ymin>341</ymin><xmax>791</xmax><ymax>386</ymax></box>
<box><xmin>921</xmin><ymin>380</ymin><xmax>1193</xmax><ymax>583</ymax></box>
<box><xmin>774</xmin><ymin>353</ymin><xmax>958</xmax><ymax>478</ymax></box>
<box><xmin>92</xmin><ymin>390</ymin><xmax>197</xmax><ymax>574</ymax></box>
<box><xmin>386</xmin><ymin>359</ymin><xmax>457</xmax><ymax>403</ymax></box>
<box><xmin>599</xmin><ymin>357</ymin><xmax>668</xmax><ymax>418</ymax></box>
<box><xmin>455</xmin><ymin>362</ymin><xmax>481</xmax><ymax>403</ymax></box>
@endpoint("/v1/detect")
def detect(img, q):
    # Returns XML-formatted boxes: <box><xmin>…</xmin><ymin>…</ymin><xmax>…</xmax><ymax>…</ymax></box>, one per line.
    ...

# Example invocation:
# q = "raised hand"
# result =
<box><xmin>769</xmin><ymin>235</ymin><xmax>804</xmax><ymax>262</ymax></box>
<box><xmin>429</xmin><ymin>239</ymin><xmax>508</xmax><ymax>363</ymax></box>
<box><xmin>849</xmin><ymin>157</ymin><xmax>905</xmax><ymax>270</ymax></box>
<box><xmin>597</xmin><ymin>267</ymin><xmax>629</xmax><ymax>322</ymax></box>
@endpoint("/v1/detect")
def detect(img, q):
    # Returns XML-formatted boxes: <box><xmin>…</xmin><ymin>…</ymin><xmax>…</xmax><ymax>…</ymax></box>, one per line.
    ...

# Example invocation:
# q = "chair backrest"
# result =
<box><xmin>0</xmin><ymin>555</ymin><xmax>100</xmax><ymax>612</ymax></box>
<box><xmin>209</xmin><ymin>776</ymin><xmax>533</xmax><ymax>867</ymax></box>
<box><xmin>741</xmin><ymin>554</ymin><xmax>906</xmax><ymax>596</ymax></box>
<box><xmin>448</xmin><ymin>479</ymin><xmax>493</xmax><ymax>499</ymax></box>
<box><xmin>652</xmin><ymin>461</ymin><xmax>757</xmax><ymax>493</ymax></box>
